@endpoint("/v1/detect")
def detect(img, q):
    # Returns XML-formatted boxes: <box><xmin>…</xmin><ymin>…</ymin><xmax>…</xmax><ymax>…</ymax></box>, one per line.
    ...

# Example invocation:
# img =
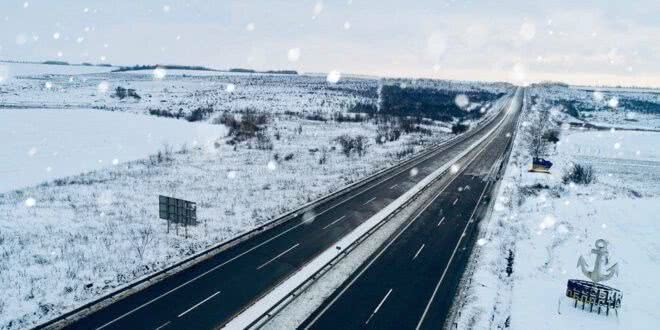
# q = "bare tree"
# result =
<box><xmin>527</xmin><ymin>107</ymin><xmax>551</xmax><ymax>158</ymax></box>
<box><xmin>131</xmin><ymin>226</ymin><xmax>154</xmax><ymax>260</ymax></box>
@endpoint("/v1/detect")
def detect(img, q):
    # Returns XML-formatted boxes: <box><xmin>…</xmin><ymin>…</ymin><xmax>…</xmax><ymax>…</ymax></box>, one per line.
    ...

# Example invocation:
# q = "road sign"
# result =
<box><xmin>566</xmin><ymin>279</ymin><xmax>622</xmax><ymax>315</ymax></box>
<box><xmin>159</xmin><ymin>195</ymin><xmax>197</xmax><ymax>226</ymax></box>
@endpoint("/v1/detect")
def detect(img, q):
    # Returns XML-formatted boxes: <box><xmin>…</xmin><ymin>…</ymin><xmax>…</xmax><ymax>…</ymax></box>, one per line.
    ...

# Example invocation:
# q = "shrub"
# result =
<box><xmin>255</xmin><ymin>132</ymin><xmax>273</xmax><ymax>150</ymax></box>
<box><xmin>336</xmin><ymin>134</ymin><xmax>369</xmax><ymax>157</ymax></box>
<box><xmin>186</xmin><ymin>106</ymin><xmax>213</xmax><ymax>122</ymax></box>
<box><xmin>562</xmin><ymin>163</ymin><xmax>595</xmax><ymax>185</ymax></box>
<box><xmin>543</xmin><ymin>128</ymin><xmax>560</xmax><ymax>143</ymax></box>
<box><xmin>220</xmin><ymin>111</ymin><xmax>270</xmax><ymax>144</ymax></box>
<box><xmin>451</xmin><ymin>122</ymin><xmax>469</xmax><ymax>134</ymax></box>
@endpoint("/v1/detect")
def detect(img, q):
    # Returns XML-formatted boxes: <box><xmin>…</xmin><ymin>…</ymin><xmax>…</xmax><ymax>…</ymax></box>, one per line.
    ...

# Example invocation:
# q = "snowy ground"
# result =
<box><xmin>452</xmin><ymin>87</ymin><xmax>660</xmax><ymax>329</ymax></box>
<box><xmin>0</xmin><ymin>62</ymin><xmax>508</xmax><ymax>329</ymax></box>
<box><xmin>0</xmin><ymin>108</ymin><xmax>222</xmax><ymax>192</ymax></box>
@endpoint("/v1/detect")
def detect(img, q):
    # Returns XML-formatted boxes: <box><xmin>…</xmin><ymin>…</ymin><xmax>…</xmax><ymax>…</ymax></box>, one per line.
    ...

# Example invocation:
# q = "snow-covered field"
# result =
<box><xmin>0</xmin><ymin>62</ymin><xmax>509</xmax><ymax>329</ymax></box>
<box><xmin>0</xmin><ymin>108</ymin><xmax>222</xmax><ymax>192</ymax></box>
<box><xmin>452</xmin><ymin>87</ymin><xmax>660</xmax><ymax>329</ymax></box>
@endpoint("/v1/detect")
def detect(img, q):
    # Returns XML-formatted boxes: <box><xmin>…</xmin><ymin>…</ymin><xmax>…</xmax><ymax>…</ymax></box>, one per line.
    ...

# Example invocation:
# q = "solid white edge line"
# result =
<box><xmin>452</xmin><ymin>198</ymin><xmax>458</xmax><ymax>205</ymax></box>
<box><xmin>437</xmin><ymin>217</ymin><xmax>446</xmax><ymax>227</ymax></box>
<box><xmin>256</xmin><ymin>244</ymin><xmax>300</xmax><ymax>270</ymax></box>
<box><xmin>154</xmin><ymin>320</ymin><xmax>171</xmax><ymax>330</ymax></box>
<box><xmin>365</xmin><ymin>288</ymin><xmax>393</xmax><ymax>325</ymax></box>
<box><xmin>412</xmin><ymin>244</ymin><xmax>426</xmax><ymax>260</ymax></box>
<box><xmin>322</xmin><ymin>216</ymin><xmax>347</xmax><ymax>230</ymax></box>
<box><xmin>389</xmin><ymin>184</ymin><xmax>398</xmax><ymax>189</ymax></box>
<box><xmin>177</xmin><ymin>291</ymin><xmax>221</xmax><ymax>318</ymax></box>
<box><xmin>362</xmin><ymin>196</ymin><xmax>377</xmax><ymax>205</ymax></box>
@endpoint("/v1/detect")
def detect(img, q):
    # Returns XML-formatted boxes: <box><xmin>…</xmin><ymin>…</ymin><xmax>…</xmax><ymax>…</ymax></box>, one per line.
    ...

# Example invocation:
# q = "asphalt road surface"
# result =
<box><xmin>301</xmin><ymin>87</ymin><xmax>523</xmax><ymax>330</ymax></box>
<box><xmin>58</xmin><ymin>88</ymin><xmax>521</xmax><ymax>330</ymax></box>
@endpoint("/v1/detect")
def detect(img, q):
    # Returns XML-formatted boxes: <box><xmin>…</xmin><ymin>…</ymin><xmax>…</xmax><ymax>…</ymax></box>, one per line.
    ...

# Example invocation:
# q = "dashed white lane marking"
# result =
<box><xmin>256</xmin><ymin>243</ymin><xmax>300</xmax><ymax>270</ymax></box>
<box><xmin>412</xmin><ymin>244</ymin><xmax>425</xmax><ymax>260</ymax></box>
<box><xmin>362</xmin><ymin>196</ymin><xmax>377</xmax><ymax>205</ymax></box>
<box><xmin>322</xmin><ymin>215</ymin><xmax>347</xmax><ymax>230</ymax></box>
<box><xmin>389</xmin><ymin>184</ymin><xmax>399</xmax><ymax>189</ymax></box>
<box><xmin>437</xmin><ymin>217</ymin><xmax>445</xmax><ymax>227</ymax></box>
<box><xmin>365</xmin><ymin>288</ymin><xmax>393</xmax><ymax>325</ymax></box>
<box><xmin>154</xmin><ymin>321</ymin><xmax>171</xmax><ymax>330</ymax></box>
<box><xmin>452</xmin><ymin>198</ymin><xmax>459</xmax><ymax>205</ymax></box>
<box><xmin>177</xmin><ymin>291</ymin><xmax>221</xmax><ymax>318</ymax></box>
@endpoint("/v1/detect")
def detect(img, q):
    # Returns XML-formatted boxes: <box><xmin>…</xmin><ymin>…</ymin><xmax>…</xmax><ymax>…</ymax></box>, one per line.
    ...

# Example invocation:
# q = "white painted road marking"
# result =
<box><xmin>452</xmin><ymin>198</ymin><xmax>459</xmax><ymax>205</ymax></box>
<box><xmin>389</xmin><ymin>184</ymin><xmax>398</xmax><ymax>189</ymax></box>
<box><xmin>437</xmin><ymin>217</ymin><xmax>445</xmax><ymax>227</ymax></box>
<box><xmin>365</xmin><ymin>288</ymin><xmax>393</xmax><ymax>325</ymax></box>
<box><xmin>322</xmin><ymin>215</ymin><xmax>347</xmax><ymax>230</ymax></box>
<box><xmin>412</xmin><ymin>244</ymin><xmax>425</xmax><ymax>260</ymax></box>
<box><xmin>362</xmin><ymin>196</ymin><xmax>377</xmax><ymax>205</ymax></box>
<box><xmin>154</xmin><ymin>321</ymin><xmax>171</xmax><ymax>330</ymax></box>
<box><xmin>177</xmin><ymin>291</ymin><xmax>221</xmax><ymax>318</ymax></box>
<box><xmin>256</xmin><ymin>243</ymin><xmax>300</xmax><ymax>270</ymax></box>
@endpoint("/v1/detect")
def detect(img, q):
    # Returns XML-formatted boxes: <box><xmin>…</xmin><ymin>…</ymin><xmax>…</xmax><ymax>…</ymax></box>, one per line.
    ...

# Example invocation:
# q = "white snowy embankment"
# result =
<box><xmin>0</xmin><ymin>108</ymin><xmax>222</xmax><ymax>193</ymax></box>
<box><xmin>453</xmin><ymin>100</ymin><xmax>660</xmax><ymax>329</ymax></box>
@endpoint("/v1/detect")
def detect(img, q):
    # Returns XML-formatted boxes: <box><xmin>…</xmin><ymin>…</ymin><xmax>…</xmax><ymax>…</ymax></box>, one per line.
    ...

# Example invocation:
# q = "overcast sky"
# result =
<box><xmin>2</xmin><ymin>0</ymin><xmax>659</xmax><ymax>86</ymax></box>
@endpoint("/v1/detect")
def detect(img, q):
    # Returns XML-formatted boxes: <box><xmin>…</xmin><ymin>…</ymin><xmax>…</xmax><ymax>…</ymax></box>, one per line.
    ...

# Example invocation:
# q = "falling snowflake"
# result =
<box><xmin>163</xmin><ymin>5</ymin><xmax>171</xmax><ymax>12</ymax></box>
<box><xmin>454</xmin><ymin>94</ymin><xmax>469</xmax><ymax>109</ymax></box>
<box><xmin>519</xmin><ymin>21</ymin><xmax>536</xmax><ymax>41</ymax></box>
<box><xmin>267</xmin><ymin>160</ymin><xmax>277</xmax><ymax>171</ymax></box>
<box><xmin>27</xmin><ymin>147</ymin><xmax>37</xmax><ymax>156</ymax></box>
<box><xmin>450</xmin><ymin>164</ymin><xmax>460</xmax><ymax>174</ymax></box>
<box><xmin>44</xmin><ymin>81</ymin><xmax>52</xmax><ymax>89</ymax></box>
<box><xmin>313</xmin><ymin>1</ymin><xmax>324</xmax><ymax>16</ymax></box>
<box><xmin>97</xmin><ymin>81</ymin><xmax>109</xmax><ymax>93</ymax></box>
<box><xmin>227</xmin><ymin>171</ymin><xmax>237</xmax><ymax>179</ymax></box>
<box><xmin>153</xmin><ymin>67</ymin><xmax>167</xmax><ymax>80</ymax></box>
<box><xmin>76</xmin><ymin>36</ymin><xmax>84</xmax><ymax>43</ymax></box>
<box><xmin>613</xmin><ymin>142</ymin><xmax>621</xmax><ymax>149</ymax></box>
<box><xmin>112</xmin><ymin>158</ymin><xmax>119</xmax><ymax>165</ymax></box>
<box><xmin>302</xmin><ymin>210</ymin><xmax>316</xmax><ymax>224</ymax></box>
<box><xmin>343</xmin><ymin>21</ymin><xmax>351</xmax><ymax>30</ymax></box>
<box><xmin>476</xmin><ymin>238</ymin><xmax>488</xmax><ymax>246</ymax></box>
<box><xmin>539</xmin><ymin>215</ymin><xmax>556</xmax><ymax>229</ymax></box>
<box><xmin>225</xmin><ymin>83</ymin><xmax>236</xmax><ymax>93</ymax></box>
<box><xmin>57</xmin><ymin>51</ymin><xmax>63</xmax><ymax>57</ymax></box>
<box><xmin>24</xmin><ymin>197</ymin><xmax>36</xmax><ymax>207</ymax></box>
<box><xmin>287</xmin><ymin>48</ymin><xmax>301</xmax><ymax>62</ymax></box>
<box><xmin>607</xmin><ymin>97</ymin><xmax>619</xmax><ymax>108</ymax></box>
<box><xmin>410</xmin><ymin>167</ymin><xmax>419</xmax><ymax>177</ymax></box>
<box><xmin>326</xmin><ymin>70</ymin><xmax>341</xmax><ymax>84</ymax></box>
<box><xmin>23</xmin><ymin>2</ymin><xmax>29</xmax><ymax>8</ymax></box>
<box><xmin>53</xmin><ymin>32</ymin><xmax>60</xmax><ymax>40</ymax></box>
<box><xmin>592</xmin><ymin>91</ymin><xmax>604</xmax><ymax>102</ymax></box>
<box><xmin>246</xmin><ymin>22</ymin><xmax>255</xmax><ymax>31</ymax></box>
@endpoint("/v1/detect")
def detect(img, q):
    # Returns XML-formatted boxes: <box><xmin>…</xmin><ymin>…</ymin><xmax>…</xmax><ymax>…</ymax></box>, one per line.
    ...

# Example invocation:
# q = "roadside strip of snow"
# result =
<box><xmin>223</xmin><ymin>92</ymin><xmax>517</xmax><ymax>329</ymax></box>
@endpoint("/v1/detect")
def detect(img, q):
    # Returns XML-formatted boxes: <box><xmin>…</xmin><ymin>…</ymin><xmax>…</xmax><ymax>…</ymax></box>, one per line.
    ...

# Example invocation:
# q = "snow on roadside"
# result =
<box><xmin>451</xmin><ymin>89</ymin><xmax>660</xmax><ymax>329</ymax></box>
<box><xmin>0</xmin><ymin>108</ymin><xmax>223</xmax><ymax>193</ymax></box>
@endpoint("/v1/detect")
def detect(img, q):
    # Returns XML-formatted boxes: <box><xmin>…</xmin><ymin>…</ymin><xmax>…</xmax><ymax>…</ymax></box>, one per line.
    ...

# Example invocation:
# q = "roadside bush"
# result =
<box><xmin>186</xmin><ymin>106</ymin><xmax>214</xmax><ymax>122</ymax></box>
<box><xmin>255</xmin><ymin>132</ymin><xmax>273</xmax><ymax>150</ymax></box>
<box><xmin>114</xmin><ymin>86</ymin><xmax>141</xmax><ymax>100</ymax></box>
<box><xmin>376</xmin><ymin>125</ymin><xmax>402</xmax><ymax>144</ymax></box>
<box><xmin>220</xmin><ymin>111</ymin><xmax>270</xmax><ymax>144</ymax></box>
<box><xmin>543</xmin><ymin>128</ymin><xmax>560</xmax><ymax>143</ymax></box>
<box><xmin>451</xmin><ymin>122</ymin><xmax>469</xmax><ymax>134</ymax></box>
<box><xmin>562</xmin><ymin>163</ymin><xmax>595</xmax><ymax>185</ymax></box>
<box><xmin>336</xmin><ymin>134</ymin><xmax>369</xmax><ymax>157</ymax></box>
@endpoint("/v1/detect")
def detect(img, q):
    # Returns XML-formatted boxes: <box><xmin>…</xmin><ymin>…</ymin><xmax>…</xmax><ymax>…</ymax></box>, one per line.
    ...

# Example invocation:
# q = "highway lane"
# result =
<box><xmin>58</xmin><ymin>91</ymin><xmax>516</xmax><ymax>330</ymax></box>
<box><xmin>301</xmin><ymin>87</ymin><xmax>523</xmax><ymax>330</ymax></box>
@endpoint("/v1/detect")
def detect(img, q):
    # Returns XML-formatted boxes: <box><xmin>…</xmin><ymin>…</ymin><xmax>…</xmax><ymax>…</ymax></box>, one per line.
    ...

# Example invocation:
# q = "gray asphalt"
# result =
<box><xmin>301</xmin><ymin>87</ymin><xmax>523</xmax><ymax>330</ymax></box>
<box><xmin>54</xmin><ymin>89</ymin><xmax>519</xmax><ymax>330</ymax></box>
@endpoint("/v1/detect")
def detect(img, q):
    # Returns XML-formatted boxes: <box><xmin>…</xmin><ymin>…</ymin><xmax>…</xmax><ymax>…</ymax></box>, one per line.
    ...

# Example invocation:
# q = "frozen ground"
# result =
<box><xmin>0</xmin><ymin>108</ymin><xmax>222</xmax><ymax>192</ymax></box>
<box><xmin>0</xmin><ymin>62</ymin><xmax>509</xmax><ymax>329</ymax></box>
<box><xmin>452</xmin><ymin>87</ymin><xmax>660</xmax><ymax>329</ymax></box>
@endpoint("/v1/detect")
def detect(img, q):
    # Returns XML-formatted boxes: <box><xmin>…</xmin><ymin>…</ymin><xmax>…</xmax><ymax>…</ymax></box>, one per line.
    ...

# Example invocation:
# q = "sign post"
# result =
<box><xmin>566</xmin><ymin>239</ymin><xmax>622</xmax><ymax>316</ymax></box>
<box><xmin>158</xmin><ymin>195</ymin><xmax>197</xmax><ymax>237</ymax></box>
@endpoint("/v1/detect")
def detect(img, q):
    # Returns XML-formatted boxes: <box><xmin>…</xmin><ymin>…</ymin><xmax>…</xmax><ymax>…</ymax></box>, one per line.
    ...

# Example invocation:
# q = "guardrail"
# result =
<box><xmin>233</xmin><ymin>93</ymin><xmax>517</xmax><ymax>329</ymax></box>
<box><xmin>34</xmin><ymin>92</ymin><xmax>513</xmax><ymax>330</ymax></box>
